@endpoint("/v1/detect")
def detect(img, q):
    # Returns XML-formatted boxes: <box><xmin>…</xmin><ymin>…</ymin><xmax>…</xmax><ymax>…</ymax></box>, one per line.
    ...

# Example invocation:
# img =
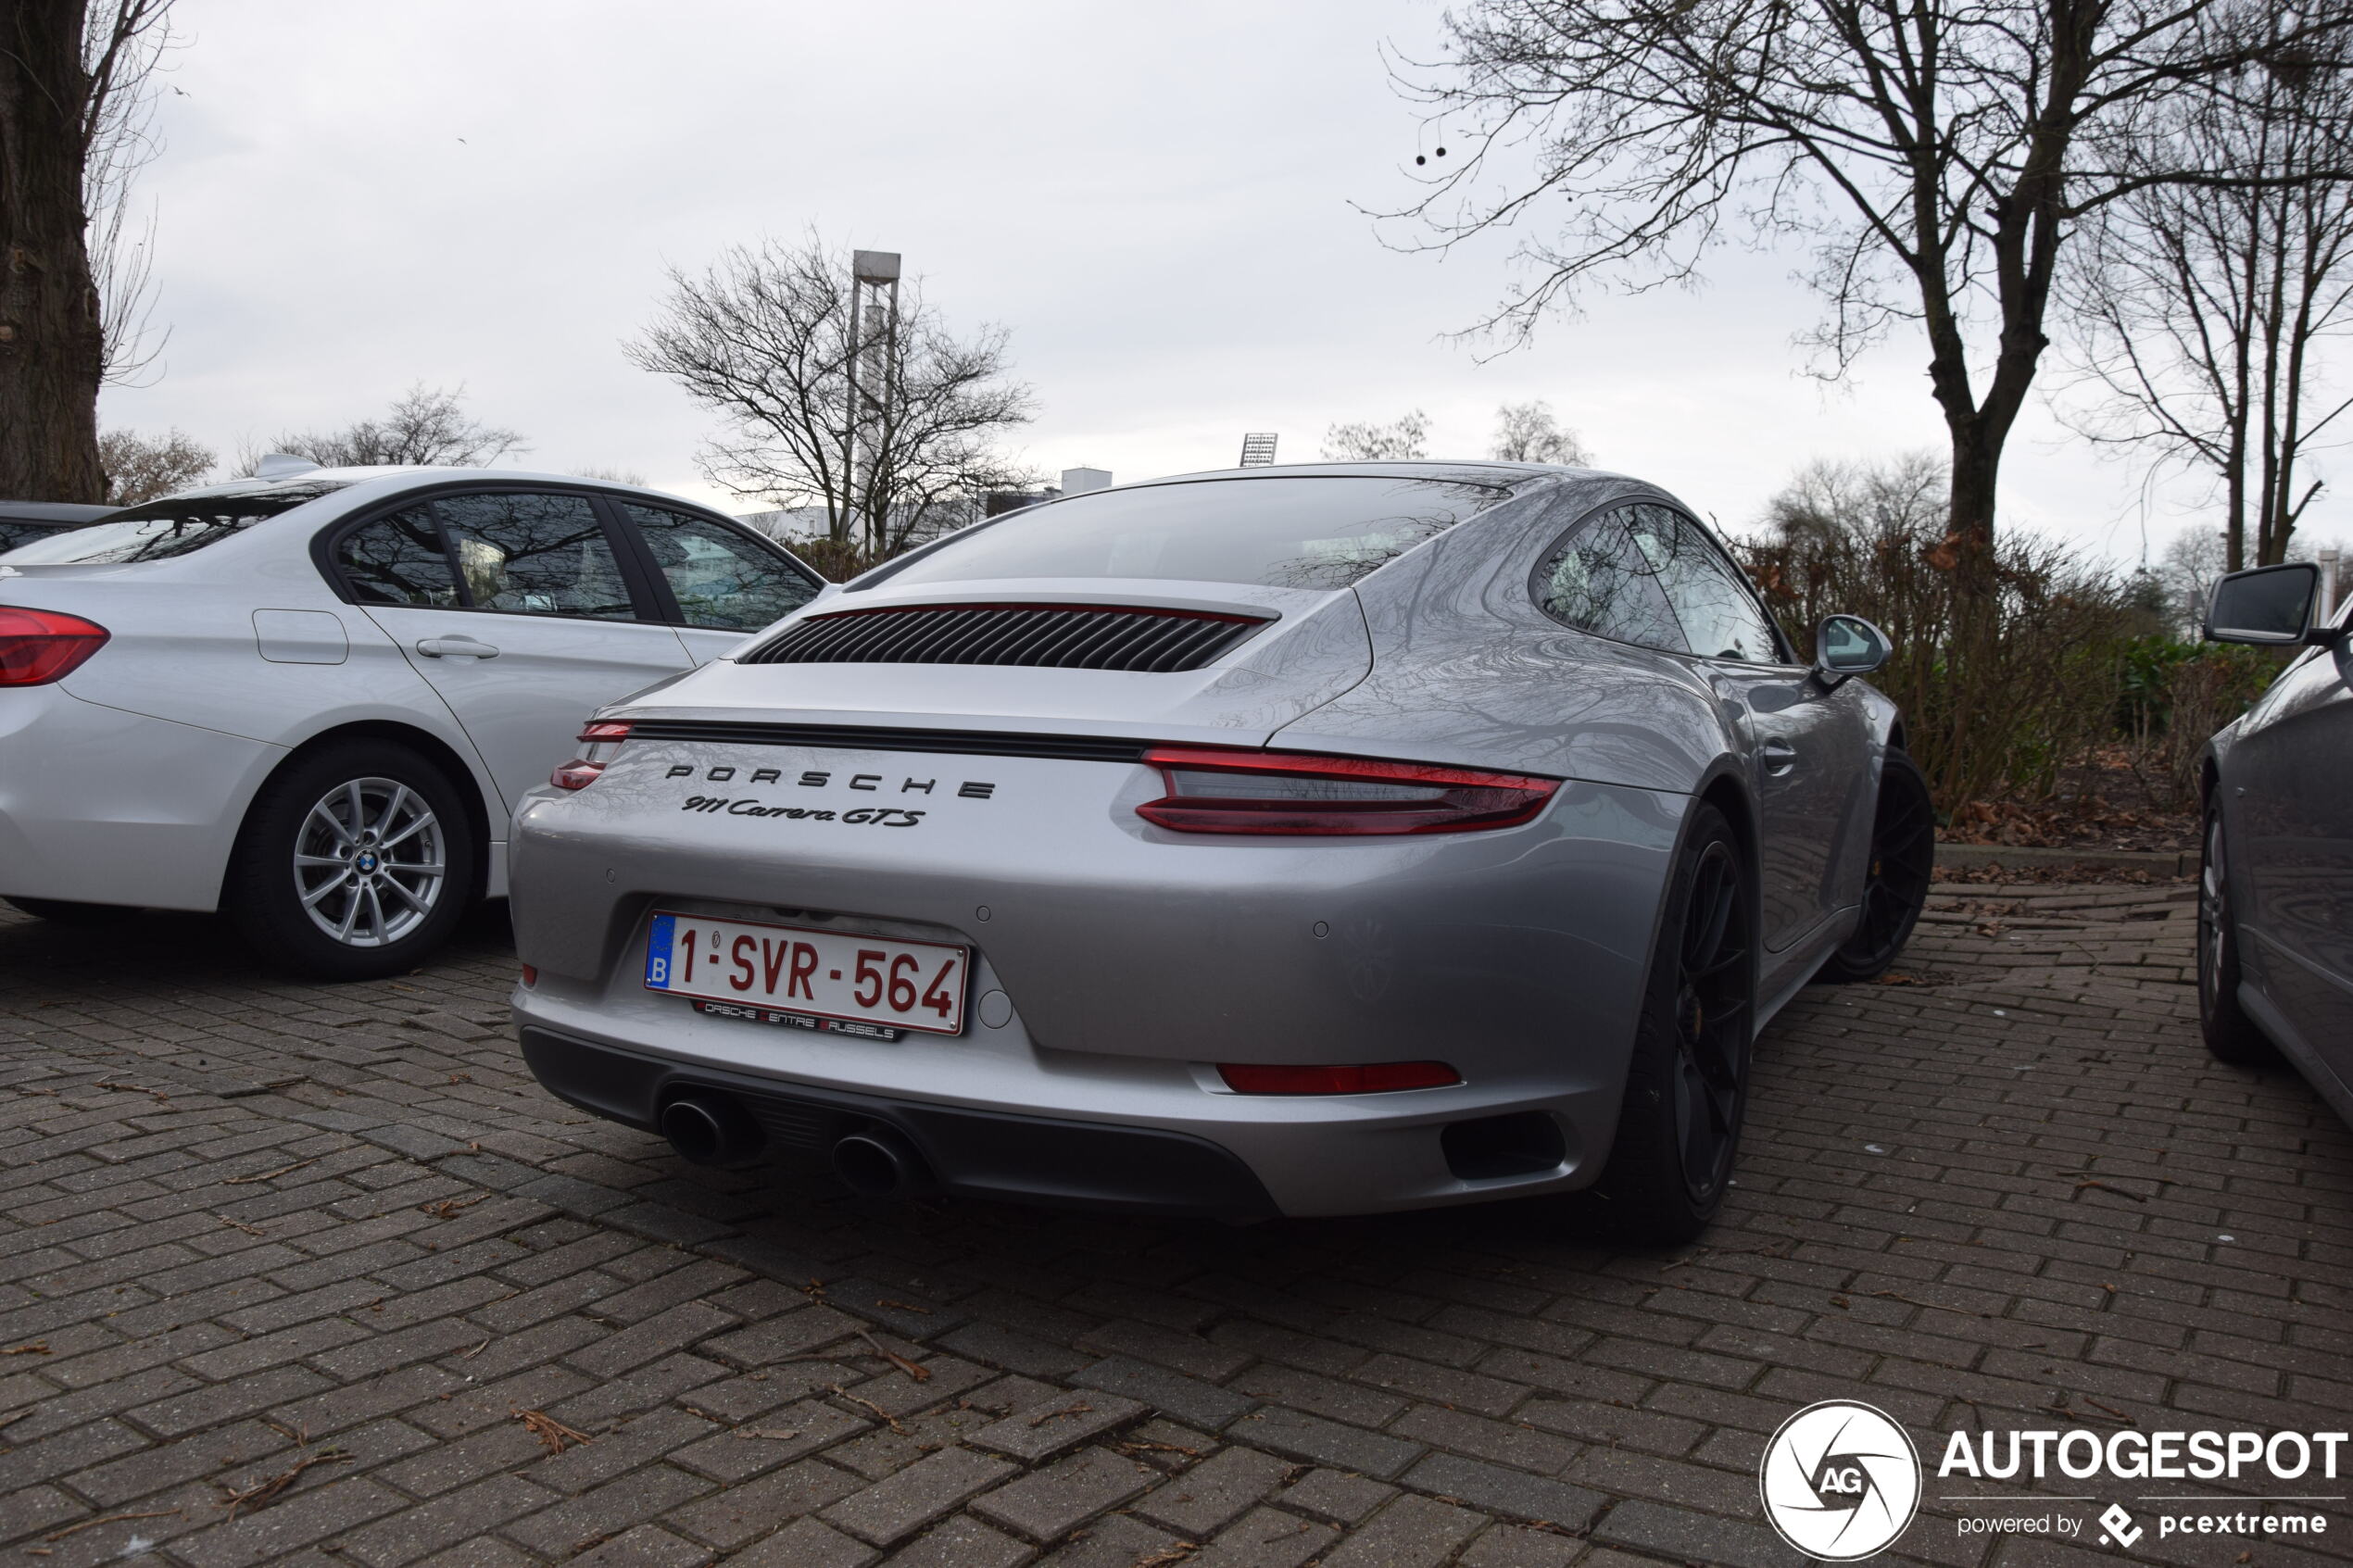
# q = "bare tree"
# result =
<box><xmin>2061</xmin><ymin>35</ymin><xmax>2353</xmax><ymax>570</ymax></box>
<box><xmin>97</xmin><ymin>425</ymin><xmax>208</xmax><ymax>503</ymax></box>
<box><xmin>1739</xmin><ymin>452</ymin><xmax>2140</xmax><ymax>804</ymax></box>
<box><xmin>267</xmin><ymin>384</ymin><xmax>526</xmax><ymax>470</ymax></box>
<box><xmin>1321</xmin><ymin>409</ymin><xmax>1430</xmax><ymax>459</ymax></box>
<box><xmin>1</xmin><ymin>0</ymin><xmax>176</xmax><ymax>502</ymax></box>
<box><xmin>1491</xmin><ymin>399</ymin><xmax>1592</xmax><ymax>464</ymax></box>
<box><xmin>83</xmin><ymin>1</ymin><xmax>175</xmax><ymax>388</ymax></box>
<box><xmin>1390</xmin><ymin>0</ymin><xmax>2353</xmax><ymax>596</ymax></box>
<box><xmin>628</xmin><ymin>233</ymin><xmax>1039</xmax><ymax>557</ymax></box>
<box><xmin>567</xmin><ymin>464</ymin><xmax>648</xmax><ymax>486</ymax></box>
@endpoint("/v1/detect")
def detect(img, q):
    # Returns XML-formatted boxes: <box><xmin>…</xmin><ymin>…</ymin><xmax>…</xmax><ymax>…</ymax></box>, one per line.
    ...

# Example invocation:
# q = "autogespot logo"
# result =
<box><xmin>1760</xmin><ymin>1400</ymin><xmax>1924</xmax><ymax>1561</ymax></box>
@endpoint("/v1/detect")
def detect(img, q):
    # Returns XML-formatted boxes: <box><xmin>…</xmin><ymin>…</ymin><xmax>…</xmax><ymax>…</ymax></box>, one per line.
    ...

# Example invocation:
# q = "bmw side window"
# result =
<box><xmin>335</xmin><ymin>507</ymin><xmax>460</xmax><ymax>607</ymax></box>
<box><xmin>1624</xmin><ymin>506</ymin><xmax>1784</xmax><ymax>663</ymax></box>
<box><xmin>623</xmin><ymin>504</ymin><xmax>819</xmax><ymax>632</ymax></box>
<box><xmin>433</xmin><ymin>493</ymin><xmax>636</xmax><ymax>621</ymax></box>
<box><xmin>1533</xmin><ymin>509</ymin><xmax>1689</xmax><ymax>651</ymax></box>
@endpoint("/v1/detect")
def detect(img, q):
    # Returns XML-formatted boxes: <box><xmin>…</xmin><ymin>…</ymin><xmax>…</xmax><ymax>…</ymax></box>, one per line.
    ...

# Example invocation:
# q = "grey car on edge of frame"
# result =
<box><xmin>2196</xmin><ymin>559</ymin><xmax>2353</xmax><ymax>1125</ymax></box>
<box><xmin>506</xmin><ymin>461</ymin><xmax>1937</xmax><ymax>1242</ymax></box>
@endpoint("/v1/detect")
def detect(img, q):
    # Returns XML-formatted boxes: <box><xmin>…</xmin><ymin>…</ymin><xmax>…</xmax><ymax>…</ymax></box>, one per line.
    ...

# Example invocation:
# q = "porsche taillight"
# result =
<box><xmin>1135</xmin><ymin>746</ymin><xmax>1558</xmax><ymax>836</ymax></box>
<box><xmin>551</xmin><ymin>721</ymin><xmax>633</xmax><ymax>790</ymax></box>
<box><xmin>0</xmin><ymin>608</ymin><xmax>109</xmax><ymax>686</ymax></box>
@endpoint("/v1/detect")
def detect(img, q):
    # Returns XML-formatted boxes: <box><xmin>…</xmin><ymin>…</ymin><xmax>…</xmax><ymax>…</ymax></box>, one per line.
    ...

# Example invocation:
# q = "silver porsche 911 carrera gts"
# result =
<box><xmin>509</xmin><ymin>462</ymin><xmax>1932</xmax><ymax>1241</ymax></box>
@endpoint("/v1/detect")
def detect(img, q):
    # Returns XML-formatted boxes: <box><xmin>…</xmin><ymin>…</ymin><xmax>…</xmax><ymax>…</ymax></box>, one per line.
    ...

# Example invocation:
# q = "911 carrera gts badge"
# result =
<box><xmin>665</xmin><ymin>763</ymin><xmax>999</xmax><ymax>827</ymax></box>
<box><xmin>680</xmin><ymin>796</ymin><xmax>925</xmax><ymax>825</ymax></box>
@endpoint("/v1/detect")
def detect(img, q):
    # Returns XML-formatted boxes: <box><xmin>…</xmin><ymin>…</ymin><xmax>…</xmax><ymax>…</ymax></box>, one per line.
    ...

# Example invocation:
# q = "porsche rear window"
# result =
<box><xmin>867</xmin><ymin>476</ymin><xmax>1506</xmax><ymax>592</ymax></box>
<box><xmin>0</xmin><ymin>481</ymin><xmax>355</xmax><ymax>565</ymax></box>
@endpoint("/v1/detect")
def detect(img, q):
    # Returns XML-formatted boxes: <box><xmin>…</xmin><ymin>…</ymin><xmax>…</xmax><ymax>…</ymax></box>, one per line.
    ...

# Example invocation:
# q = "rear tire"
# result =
<box><xmin>1588</xmin><ymin>803</ymin><xmax>1754</xmax><ymax>1245</ymax></box>
<box><xmin>226</xmin><ymin>740</ymin><xmax>477</xmax><ymax>981</ymax></box>
<box><xmin>1817</xmin><ymin>748</ymin><xmax>1934</xmax><ymax>983</ymax></box>
<box><xmin>2197</xmin><ymin>797</ymin><xmax>2274</xmax><ymax>1064</ymax></box>
<box><xmin>3</xmin><ymin>897</ymin><xmax>140</xmax><ymax>926</ymax></box>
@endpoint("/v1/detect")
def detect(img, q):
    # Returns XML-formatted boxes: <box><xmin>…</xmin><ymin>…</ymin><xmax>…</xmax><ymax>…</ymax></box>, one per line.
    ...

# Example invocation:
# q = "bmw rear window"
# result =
<box><xmin>864</xmin><ymin>476</ymin><xmax>1507</xmax><ymax>592</ymax></box>
<box><xmin>0</xmin><ymin>520</ymin><xmax>72</xmax><ymax>554</ymax></box>
<box><xmin>1</xmin><ymin>481</ymin><xmax>355</xmax><ymax>565</ymax></box>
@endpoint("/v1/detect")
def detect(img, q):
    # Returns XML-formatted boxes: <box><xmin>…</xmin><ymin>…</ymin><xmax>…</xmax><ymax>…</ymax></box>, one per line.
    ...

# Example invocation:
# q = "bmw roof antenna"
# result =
<box><xmin>253</xmin><ymin>453</ymin><xmax>322</xmax><ymax>481</ymax></box>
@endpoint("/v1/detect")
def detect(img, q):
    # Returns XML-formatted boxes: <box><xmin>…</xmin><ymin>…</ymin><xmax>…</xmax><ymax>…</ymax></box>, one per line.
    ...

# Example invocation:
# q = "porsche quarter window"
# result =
<box><xmin>1534</xmin><ymin>508</ymin><xmax>1689</xmax><ymax>651</ymax></box>
<box><xmin>336</xmin><ymin>507</ymin><xmax>460</xmax><ymax>607</ymax></box>
<box><xmin>870</xmin><ymin>476</ymin><xmax>1504</xmax><ymax>592</ymax></box>
<box><xmin>623</xmin><ymin>504</ymin><xmax>819</xmax><ymax>631</ymax></box>
<box><xmin>1</xmin><ymin>481</ymin><xmax>355</xmax><ymax>566</ymax></box>
<box><xmin>1623</xmin><ymin>505</ymin><xmax>1784</xmax><ymax>663</ymax></box>
<box><xmin>434</xmin><ymin>492</ymin><xmax>635</xmax><ymax>621</ymax></box>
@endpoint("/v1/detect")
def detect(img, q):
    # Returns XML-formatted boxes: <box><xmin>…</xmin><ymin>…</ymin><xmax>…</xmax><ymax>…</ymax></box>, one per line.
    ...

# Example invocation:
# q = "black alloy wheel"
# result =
<box><xmin>2196</xmin><ymin>797</ymin><xmax>2274</xmax><ymax>1063</ymax></box>
<box><xmin>1588</xmin><ymin>802</ymin><xmax>1755</xmax><ymax>1242</ymax></box>
<box><xmin>1668</xmin><ymin>837</ymin><xmax>1752</xmax><ymax>1200</ymax></box>
<box><xmin>1818</xmin><ymin>748</ymin><xmax>1934</xmax><ymax>983</ymax></box>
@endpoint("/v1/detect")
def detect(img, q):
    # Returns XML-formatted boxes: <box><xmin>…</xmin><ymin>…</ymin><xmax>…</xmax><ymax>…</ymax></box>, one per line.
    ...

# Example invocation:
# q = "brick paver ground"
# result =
<box><xmin>1</xmin><ymin>877</ymin><xmax>2347</xmax><ymax>1568</ymax></box>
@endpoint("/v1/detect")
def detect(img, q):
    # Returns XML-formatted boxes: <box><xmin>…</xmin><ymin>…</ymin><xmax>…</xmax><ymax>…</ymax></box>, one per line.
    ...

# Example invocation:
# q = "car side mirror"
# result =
<box><xmin>1814</xmin><ymin>614</ymin><xmax>1892</xmax><ymax>685</ymax></box>
<box><xmin>2205</xmin><ymin>561</ymin><xmax>2324</xmax><ymax>645</ymax></box>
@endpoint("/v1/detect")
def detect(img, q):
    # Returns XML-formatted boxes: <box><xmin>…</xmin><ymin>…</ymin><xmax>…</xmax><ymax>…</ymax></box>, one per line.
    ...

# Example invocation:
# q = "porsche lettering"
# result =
<box><xmin>662</xmin><ymin>764</ymin><xmax>995</xmax><ymax>798</ymax></box>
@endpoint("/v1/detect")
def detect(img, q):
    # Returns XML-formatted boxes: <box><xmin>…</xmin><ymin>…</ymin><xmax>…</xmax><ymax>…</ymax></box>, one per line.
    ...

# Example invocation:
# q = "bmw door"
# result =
<box><xmin>332</xmin><ymin>490</ymin><xmax>695</xmax><ymax>813</ymax></box>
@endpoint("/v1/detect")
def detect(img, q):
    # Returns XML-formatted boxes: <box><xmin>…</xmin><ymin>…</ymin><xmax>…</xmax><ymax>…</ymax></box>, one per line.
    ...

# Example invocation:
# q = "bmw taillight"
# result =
<box><xmin>0</xmin><ymin>608</ymin><xmax>109</xmax><ymax>686</ymax></box>
<box><xmin>1136</xmin><ymin>746</ymin><xmax>1558</xmax><ymax>836</ymax></box>
<box><xmin>551</xmin><ymin>721</ymin><xmax>632</xmax><ymax>790</ymax></box>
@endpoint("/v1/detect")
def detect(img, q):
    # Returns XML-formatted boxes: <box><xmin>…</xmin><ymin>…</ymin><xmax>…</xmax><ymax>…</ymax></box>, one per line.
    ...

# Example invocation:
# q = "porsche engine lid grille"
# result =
<box><xmin>745</xmin><ymin>603</ymin><xmax>1267</xmax><ymax>673</ymax></box>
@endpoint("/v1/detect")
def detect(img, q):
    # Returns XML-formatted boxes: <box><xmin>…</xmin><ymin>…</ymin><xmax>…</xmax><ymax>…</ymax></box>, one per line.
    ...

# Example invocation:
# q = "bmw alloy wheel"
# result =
<box><xmin>292</xmin><ymin>777</ymin><xmax>447</xmax><ymax>947</ymax></box>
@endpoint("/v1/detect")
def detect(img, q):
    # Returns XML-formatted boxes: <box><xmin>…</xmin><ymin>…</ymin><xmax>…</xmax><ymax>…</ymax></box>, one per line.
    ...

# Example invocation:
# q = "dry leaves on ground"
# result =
<box><xmin>514</xmin><ymin>1407</ymin><xmax>593</xmax><ymax>1455</ymax></box>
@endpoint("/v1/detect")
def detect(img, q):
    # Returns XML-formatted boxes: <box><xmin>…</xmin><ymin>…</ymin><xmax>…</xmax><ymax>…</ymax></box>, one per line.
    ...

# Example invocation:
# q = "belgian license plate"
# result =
<box><xmin>645</xmin><ymin>911</ymin><xmax>967</xmax><ymax>1038</ymax></box>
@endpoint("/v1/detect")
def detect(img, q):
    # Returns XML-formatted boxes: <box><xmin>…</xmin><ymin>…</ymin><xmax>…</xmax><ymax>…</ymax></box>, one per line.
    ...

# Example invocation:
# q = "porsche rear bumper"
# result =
<box><xmin>507</xmin><ymin>734</ymin><xmax>1687</xmax><ymax>1217</ymax></box>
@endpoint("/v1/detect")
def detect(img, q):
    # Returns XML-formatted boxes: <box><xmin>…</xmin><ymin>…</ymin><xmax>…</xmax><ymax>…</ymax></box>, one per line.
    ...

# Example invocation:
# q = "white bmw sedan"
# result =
<box><xmin>0</xmin><ymin>460</ymin><xmax>822</xmax><ymax>977</ymax></box>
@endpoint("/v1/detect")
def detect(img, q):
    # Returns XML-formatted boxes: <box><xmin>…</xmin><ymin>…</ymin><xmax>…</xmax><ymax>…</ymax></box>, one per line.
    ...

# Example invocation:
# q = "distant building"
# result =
<box><xmin>986</xmin><ymin>467</ymin><xmax>1114</xmax><ymax>517</ymax></box>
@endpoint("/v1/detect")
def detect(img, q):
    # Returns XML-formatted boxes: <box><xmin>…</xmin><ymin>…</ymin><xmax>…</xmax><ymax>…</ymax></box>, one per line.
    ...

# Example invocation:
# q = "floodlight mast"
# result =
<box><xmin>843</xmin><ymin>250</ymin><xmax>902</xmax><ymax>550</ymax></box>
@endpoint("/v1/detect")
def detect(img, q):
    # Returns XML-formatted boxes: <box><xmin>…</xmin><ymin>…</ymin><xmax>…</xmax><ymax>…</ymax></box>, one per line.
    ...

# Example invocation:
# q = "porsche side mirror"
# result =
<box><xmin>1814</xmin><ymin>614</ymin><xmax>1891</xmax><ymax>685</ymax></box>
<box><xmin>2205</xmin><ymin>561</ymin><xmax>2324</xmax><ymax>646</ymax></box>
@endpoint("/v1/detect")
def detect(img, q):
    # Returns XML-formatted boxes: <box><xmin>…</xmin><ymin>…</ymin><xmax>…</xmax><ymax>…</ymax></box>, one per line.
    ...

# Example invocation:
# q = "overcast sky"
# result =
<box><xmin>97</xmin><ymin>0</ymin><xmax>2344</xmax><ymax>565</ymax></box>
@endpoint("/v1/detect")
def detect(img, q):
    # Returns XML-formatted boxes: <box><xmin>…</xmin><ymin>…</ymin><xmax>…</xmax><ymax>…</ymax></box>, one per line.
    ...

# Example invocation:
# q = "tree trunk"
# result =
<box><xmin>0</xmin><ymin>0</ymin><xmax>107</xmax><ymax>504</ymax></box>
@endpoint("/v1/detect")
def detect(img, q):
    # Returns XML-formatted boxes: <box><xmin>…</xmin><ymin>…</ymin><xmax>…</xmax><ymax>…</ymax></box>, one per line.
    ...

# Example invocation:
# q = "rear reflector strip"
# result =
<box><xmin>1218</xmin><ymin>1061</ymin><xmax>1461</xmax><ymax>1094</ymax></box>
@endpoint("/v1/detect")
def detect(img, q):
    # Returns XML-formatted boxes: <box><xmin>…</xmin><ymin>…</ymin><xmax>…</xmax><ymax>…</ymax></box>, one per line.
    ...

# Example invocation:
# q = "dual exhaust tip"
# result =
<box><xmin>658</xmin><ymin>1091</ymin><xmax>930</xmax><ymax>1198</ymax></box>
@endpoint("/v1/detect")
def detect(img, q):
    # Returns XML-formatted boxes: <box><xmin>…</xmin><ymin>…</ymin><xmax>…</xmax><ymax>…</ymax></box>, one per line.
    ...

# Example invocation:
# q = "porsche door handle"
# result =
<box><xmin>415</xmin><ymin>635</ymin><xmax>500</xmax><ymax>659</ymax></box>
<box><xmin>1759</xmin><ymin>739</ymin><xmax>1798</xmax><ymax>775</ymax></box>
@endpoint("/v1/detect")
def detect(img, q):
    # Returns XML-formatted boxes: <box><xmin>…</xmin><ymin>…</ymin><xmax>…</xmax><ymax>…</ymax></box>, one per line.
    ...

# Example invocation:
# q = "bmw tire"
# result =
<box><xmin>1587</xmin><ymin>802</ymin><xmax>1755</xmax><ymax>1244</ymax></box>
<box><xmin>226</xmin><ymin>740</ymin><xmax>477</xmax><ymax>982</ymax></box>
<box><xmin>2196</xmin><ymin>796</ymin><xmax>2274</xmax><ymax>1064</ymax></box>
